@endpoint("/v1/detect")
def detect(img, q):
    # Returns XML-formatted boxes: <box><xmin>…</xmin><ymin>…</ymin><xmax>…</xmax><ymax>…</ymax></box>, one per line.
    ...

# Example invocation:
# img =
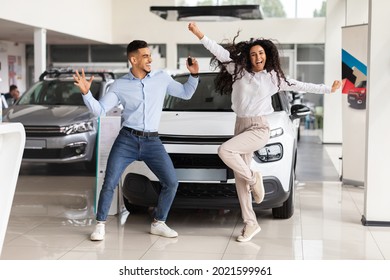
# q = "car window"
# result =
<box><xmin>17</xmin><ymin>80</ymin><xmax>101</xmax><ymax>106</ymax></box>
<box><xmin>274</xmin><ymin>91</ymin><xmax>288</xmax><ymax>113</ymax></box>
<box><xmin>164</xmin><ymin>74</ymin><xmax>232</xmax><ymax>112</ymax></box>
<box><xmin>164</xmin><ymin>73</ymin><xmax>283</xmax><ymax>112</ymax></box>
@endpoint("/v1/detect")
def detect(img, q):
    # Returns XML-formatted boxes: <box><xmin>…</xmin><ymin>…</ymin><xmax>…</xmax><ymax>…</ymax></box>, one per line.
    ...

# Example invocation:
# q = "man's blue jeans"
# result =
<box><xmin>96</xmin><ymin>128</ymin><xmax>178</xmax><ymax>222</ymax></box>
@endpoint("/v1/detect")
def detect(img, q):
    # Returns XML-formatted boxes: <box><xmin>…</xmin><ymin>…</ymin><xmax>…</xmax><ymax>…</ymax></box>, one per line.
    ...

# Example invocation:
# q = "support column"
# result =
<box><xmin>34</xmin><ymin>28</ymin><xmax>46</xmax><ymax>82</ymax></box>
<box><xmin>322</xmin><ymin>0</ymin><xmax>345</xmax><ymax>143</ymax></box>
<box><xmin>362</xmin><ymin>0</ymin><xmax>390</xmax><ymax>226</ymax></box>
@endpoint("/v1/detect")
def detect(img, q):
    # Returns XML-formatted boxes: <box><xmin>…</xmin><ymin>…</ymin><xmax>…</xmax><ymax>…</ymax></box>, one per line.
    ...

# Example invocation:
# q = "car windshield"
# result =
<box><xmin>164</xmin><ymin>73</ymin><xmax>232</xmax><ymax>112</ymax></box>
<box><xmin>164</xmin><ymin>73</ymin><xmax>282</xmax><ymax>112</ymax></box>
<box><xmin>17</xmin><ymin>80</ymin><xmax>101</xmax><ymax>106</ymax></box>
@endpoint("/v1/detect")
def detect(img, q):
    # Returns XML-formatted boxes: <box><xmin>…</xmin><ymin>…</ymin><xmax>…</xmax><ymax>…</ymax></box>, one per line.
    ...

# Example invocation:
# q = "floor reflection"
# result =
<box><xmin>2</xmin><ymin>150</ymin><xmax>390</xmax><ymax>260</ymax></box>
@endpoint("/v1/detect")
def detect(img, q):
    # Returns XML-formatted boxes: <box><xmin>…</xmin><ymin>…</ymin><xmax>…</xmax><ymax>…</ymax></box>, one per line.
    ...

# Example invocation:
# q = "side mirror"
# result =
<box><xmin>290</xmin><ymin>104</ymin><xmax>311</xmax><ymax>120</ymax></box>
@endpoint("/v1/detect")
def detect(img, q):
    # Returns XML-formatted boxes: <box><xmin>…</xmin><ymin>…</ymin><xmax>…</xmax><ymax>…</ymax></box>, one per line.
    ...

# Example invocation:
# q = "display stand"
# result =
<box><xmin>341</xmin><ymin>24</ymin><xmax>368</xmax><ymax>187</ymax></box>
<box><xmin>0</xmin><ymin>123</ymin><xmax>25</xmax><ymax>255</ymax></box>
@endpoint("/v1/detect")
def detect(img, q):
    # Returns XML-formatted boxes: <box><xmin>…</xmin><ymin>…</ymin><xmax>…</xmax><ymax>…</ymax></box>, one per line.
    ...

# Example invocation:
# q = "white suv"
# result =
<box><xmin>121</xmin><ymin>72</ymin><xmax>310</xmax><ymax>219</ymax></box>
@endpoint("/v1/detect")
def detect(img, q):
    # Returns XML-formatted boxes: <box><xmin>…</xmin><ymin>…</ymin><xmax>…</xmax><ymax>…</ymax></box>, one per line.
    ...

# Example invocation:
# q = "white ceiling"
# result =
<box><xmin>0</xmin><ymin>18</ymin><xmax>102</xmax><ymax>45</ymax></box>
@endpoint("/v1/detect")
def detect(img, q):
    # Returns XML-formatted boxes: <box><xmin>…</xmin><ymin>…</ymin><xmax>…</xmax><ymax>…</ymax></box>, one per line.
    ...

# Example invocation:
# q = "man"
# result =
<box><xmin>2</xmin><ymin>85</ymin><xmax>20</xmax><ymax>108</ymax></box>
<box><xmin>74</xmin><ymin>40</ymin><xmax>199</xmax><ymax>241</ymax></box>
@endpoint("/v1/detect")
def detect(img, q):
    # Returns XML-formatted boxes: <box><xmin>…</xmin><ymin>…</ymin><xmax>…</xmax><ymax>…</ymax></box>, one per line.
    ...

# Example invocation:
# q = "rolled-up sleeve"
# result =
<box><xmin>167</xmin><ymin>75</ymin><xmax>199</xmax><ymax>100</ymax></box>
<box><xmin>82</xmin><ymin>86</ymin><xmax>120</xmax><ymax>117</ymax></box>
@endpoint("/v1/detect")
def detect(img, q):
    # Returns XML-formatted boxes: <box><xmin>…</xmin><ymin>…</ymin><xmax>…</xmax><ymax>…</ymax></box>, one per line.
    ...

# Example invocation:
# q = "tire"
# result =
<box><xmin>122</xmin><ymin>195</ymin><xmax>148</xmax><ymax>214</ymax></box>
<box><xmin>272</xmin><ymin>165</ymin><xmax>295</xmax><ymax>219</ymax></box>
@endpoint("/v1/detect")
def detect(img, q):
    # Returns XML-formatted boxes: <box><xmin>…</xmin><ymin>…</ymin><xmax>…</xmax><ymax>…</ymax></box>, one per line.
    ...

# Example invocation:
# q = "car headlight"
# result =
<box><xmin>254</xmin><ymin>143</ymin><xmax>283</xmax><ymax>162</ymax></box>
<box><xmin>270</xmin><ymin>127</ymin><xmax>283</xmax><ymax>138</ymax></box>
<box><xmin>61</xmin><ymin>121</ymin><xmax>94</xmax><ymax>135</ymax></box>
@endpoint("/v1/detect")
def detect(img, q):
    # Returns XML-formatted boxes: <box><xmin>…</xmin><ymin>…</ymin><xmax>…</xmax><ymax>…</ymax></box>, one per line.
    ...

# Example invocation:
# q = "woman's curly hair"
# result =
<box><xmin>211</xmin><ymin>31</ymin><xmax>291</xmax><ymax>95</ymax></box>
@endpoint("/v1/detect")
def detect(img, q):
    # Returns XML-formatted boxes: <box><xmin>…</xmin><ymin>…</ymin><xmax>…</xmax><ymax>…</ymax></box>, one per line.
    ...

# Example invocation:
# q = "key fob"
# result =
<box><xmin>187</xmin><ymin>57</ymin><xmax>193</xmax><ymax>66</ymax></box>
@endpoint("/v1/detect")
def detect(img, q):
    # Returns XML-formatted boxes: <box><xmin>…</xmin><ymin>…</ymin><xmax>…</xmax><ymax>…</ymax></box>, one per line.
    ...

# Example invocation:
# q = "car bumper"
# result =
<box><xmin>122</xmin><ymin>173</ymin><xmax>289</xmax><ymax>210</ymax></box>
<box><xmin>22</xmin><ymin>132</ymin><xmax>96</xmax><ymax>163</ymax></box>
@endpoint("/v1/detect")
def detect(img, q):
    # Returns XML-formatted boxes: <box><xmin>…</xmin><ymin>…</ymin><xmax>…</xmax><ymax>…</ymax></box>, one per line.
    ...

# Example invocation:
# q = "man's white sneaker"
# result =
<box><xmin>90</xmin><ymin>223</ymin><xmax>105</xmax><ymax>241</ymax></box>
<box><xmin>250</xmin><ymin>172</ymin><xmax>265</xmax><ymax>204</ymax></box>
<box><xmin>150</xmin><ymin>221</ymin><xmax>178</xmax><ymax>238</ymax></box>
<box><xmin>237</xmin><ymin>224</ymin><xmax>261</xmax><ymax>242</ymax></box>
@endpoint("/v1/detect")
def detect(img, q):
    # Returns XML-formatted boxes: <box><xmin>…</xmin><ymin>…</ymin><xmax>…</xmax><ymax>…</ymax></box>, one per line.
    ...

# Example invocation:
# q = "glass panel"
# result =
<box><xmin>91</xmin><ymin>45</ymin><xmax>127</xmax><ymax>62</ymax></box>
<box><xmin>177</xmin><ymin>0</ymin><xmax>326</xmax><ymax>18</ymax></box>
<box><xmin>296</xmin><ymin>0</ymin><xmax>326</xmax><ymax>18</ymax></box>
<box><xmin>297</xmin><ymin>64</ymin><xmax>324</xmax><ymax>84</ymax></box>
<box><xmin>17</xmin><ymin>81</ymin><xmax>101</xmax><ymax>106</ymax></box>
<box><xmin>50</xmin><ymin>45</ymin><xmax>88</xmax><ymax>63</ymax></box>
<box><xmin>280</xmin><ymin>56</ymin><xmax>290</xmax><ymax>77</ymax></box>
<box><xmin>164</xmin><ymin>73</ymin><xmax>232</xmax><ymax>111</ymax></box>
<box><xmin>297</xmin><ymin>64</ymin><xmax>324</xmax><ymax>107</ymax></box>
<box><xmin>297</xmin><ymin>44</ymin><xmax>324</xmax><ymax>62</ymax></box>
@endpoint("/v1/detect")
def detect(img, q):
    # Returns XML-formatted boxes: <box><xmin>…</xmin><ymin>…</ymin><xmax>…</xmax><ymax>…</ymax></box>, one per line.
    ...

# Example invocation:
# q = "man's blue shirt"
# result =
<box><xmin>82</xmin><ymin>69</ymin><xmax>198</xmax><ymax>132</ymax></box>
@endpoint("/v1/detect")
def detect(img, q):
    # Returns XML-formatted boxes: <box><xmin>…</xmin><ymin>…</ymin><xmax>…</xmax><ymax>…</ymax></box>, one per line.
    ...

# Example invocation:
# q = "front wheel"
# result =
<box><xmin>123</xmin><ymin>196</ymin><xmax>148</xmax><ymax>214</ymax></box>
<box><xmin>272</xmin><ymin>167</ymin><xmax>295</xmax><ymax>219</ymax></box>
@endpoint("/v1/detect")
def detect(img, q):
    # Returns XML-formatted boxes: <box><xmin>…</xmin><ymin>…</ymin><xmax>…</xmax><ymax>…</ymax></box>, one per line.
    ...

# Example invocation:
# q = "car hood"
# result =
<box><xmin>159</xmin><ymin>111</ymin><xmax>287</xmax><ymax>136</ymax></box>
<box><xmin>3</xmin><ymin>105</ymin><xmax>95</xmax><ymax>126</ymax></box>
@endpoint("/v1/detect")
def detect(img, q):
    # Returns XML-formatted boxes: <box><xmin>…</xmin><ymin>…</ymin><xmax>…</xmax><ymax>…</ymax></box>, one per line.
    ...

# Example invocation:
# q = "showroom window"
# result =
<box><xmin>50</xmin><ymin>45</ymin><xmax>89</xmax><ymax>63</ymax></box>
<box><xmin>176</xmin><ymin>0</ymin><xmax>327</xmax><ymax>18</ymax></box>
<box><xmin>26</xmin><ymin>44</ymin><xmax>167</xmax><ymax>87</ymax></box>
<box><xmin>296</xmin><ymin>44</ymin><xmax>325</xmax><ymax>107</ymax></box>
<box><xmin>90</xmin><ymin>45</ymin><xmax>127</xmax><ymax>63</ymax></box>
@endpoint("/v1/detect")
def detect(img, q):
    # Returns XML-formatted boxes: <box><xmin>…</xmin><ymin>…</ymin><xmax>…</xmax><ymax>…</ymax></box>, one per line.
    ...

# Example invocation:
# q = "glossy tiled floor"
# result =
<box><xmin>2</xmin><ymin>129</ymin><xmax>390</xmax><ymax>260</ymax></box>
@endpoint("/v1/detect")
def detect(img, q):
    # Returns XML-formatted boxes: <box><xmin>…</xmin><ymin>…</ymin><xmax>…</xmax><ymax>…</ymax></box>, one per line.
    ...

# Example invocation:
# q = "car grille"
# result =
<box><xmin>23</xmin><ymin>126</ymin><xmax>66</xmax><ymax>137</ymax></box>
<box><xmin>176</xmin><ymin>183</ymin><xmax>237</xmax><ymax>198</ymax></box>
<box><xmin>169</xmin><ymin>153</ymin><xmax>226</xmax><ymax>169</ymax></box>
<box><xmin>160</xmin><ymin>135</ymin><xmax>232</xmax><ymax>145</ymax></box>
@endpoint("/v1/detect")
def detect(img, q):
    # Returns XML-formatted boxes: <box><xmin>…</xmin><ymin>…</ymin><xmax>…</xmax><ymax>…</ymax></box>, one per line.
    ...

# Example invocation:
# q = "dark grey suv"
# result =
<box><xmin>2</xmin><ymin>69</ymin><xmax>115</xmax><ymax>171</ymax></box>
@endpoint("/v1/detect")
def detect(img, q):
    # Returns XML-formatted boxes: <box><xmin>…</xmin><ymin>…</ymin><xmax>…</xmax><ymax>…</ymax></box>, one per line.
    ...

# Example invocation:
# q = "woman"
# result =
<box><xmin>188</xmin><ymin>22</ymin><xmax>341</xmax><ymax>242</ymax></box>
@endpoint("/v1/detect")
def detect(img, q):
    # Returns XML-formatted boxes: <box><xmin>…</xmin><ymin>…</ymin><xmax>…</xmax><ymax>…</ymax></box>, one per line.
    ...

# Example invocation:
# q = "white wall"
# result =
<box><xmin>346</xmin><ymin>0</ymin><xmax>369</xmax><ymax>24</ymax></box>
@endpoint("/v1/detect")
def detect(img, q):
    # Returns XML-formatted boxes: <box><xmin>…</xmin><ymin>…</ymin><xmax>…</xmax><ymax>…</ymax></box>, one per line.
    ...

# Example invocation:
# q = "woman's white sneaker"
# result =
<box><xmin>150</xmin><ymin>221</ymin><xmax>178</xmax><ymax>238</ymax></box>
<box><xmin>237</xmin><ymin>224</ymin><xmax>261</xmax><ymax>242</ymax></box>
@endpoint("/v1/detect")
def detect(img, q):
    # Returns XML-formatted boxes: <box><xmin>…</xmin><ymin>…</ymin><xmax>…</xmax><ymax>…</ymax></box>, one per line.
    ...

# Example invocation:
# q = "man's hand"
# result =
<box><xmin>187</xmin><ymin>56</ymin><xmax>199</xmax><ymax>76</ymax></box>
<box><xmin>73</xmin><ymin>69</ymin><xmax>94</xmax><ymax>95</ymax></box>
<box><xmin>188</xmin><ymin>22</ymin><xmax>204</xmax><ymax>40</ymax></box>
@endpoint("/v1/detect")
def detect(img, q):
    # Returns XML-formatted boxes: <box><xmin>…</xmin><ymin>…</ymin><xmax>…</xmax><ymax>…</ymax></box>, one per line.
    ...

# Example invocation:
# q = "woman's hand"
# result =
<box><xmin>188</xmin><ymin>22</ymin><xmax>204</xmax><ymax>40</ymax></box>
<box><xmin>331</xmin><ymin>80</ymin><xmax>342</xmax><ymax>93</ymax></box>
<box><xmin>73</xmin><ymin>68</ymin><xmax>94</xmax><ymax>95</ymax></box>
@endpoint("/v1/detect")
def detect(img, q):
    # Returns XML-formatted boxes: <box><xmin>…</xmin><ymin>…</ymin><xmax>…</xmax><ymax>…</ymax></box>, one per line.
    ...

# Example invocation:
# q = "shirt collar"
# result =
<box><xmin>128</xmin><ymin>68</ymin><xmax>156</xmax><ymax>80</ymax></box>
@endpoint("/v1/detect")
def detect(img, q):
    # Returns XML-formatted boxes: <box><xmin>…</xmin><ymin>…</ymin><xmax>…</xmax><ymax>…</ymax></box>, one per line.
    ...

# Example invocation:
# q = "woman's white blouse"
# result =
<box><xmin>200</xmin><ymin>35</ymin><xmax>331</xmax><ymax>117</ymax></box>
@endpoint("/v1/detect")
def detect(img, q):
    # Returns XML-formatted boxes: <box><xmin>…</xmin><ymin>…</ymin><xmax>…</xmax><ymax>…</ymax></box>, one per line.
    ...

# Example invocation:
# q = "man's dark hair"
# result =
<box><xmin>127</xmin><ymin>40</ymin><xmax>148</xmax><ymax>55</ymax></box>
<box><xmin>10</xmin><ymin>85</ymin><xmax>17</xmax><ymax>91</ymax></box>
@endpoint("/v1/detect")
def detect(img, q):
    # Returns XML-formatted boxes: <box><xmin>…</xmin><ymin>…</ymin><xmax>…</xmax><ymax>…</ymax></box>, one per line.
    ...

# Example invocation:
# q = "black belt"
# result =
<box><xmin>123</xmin><ymin>126</ymin><xmax>159</xmax><ymax>137</ymax></box>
